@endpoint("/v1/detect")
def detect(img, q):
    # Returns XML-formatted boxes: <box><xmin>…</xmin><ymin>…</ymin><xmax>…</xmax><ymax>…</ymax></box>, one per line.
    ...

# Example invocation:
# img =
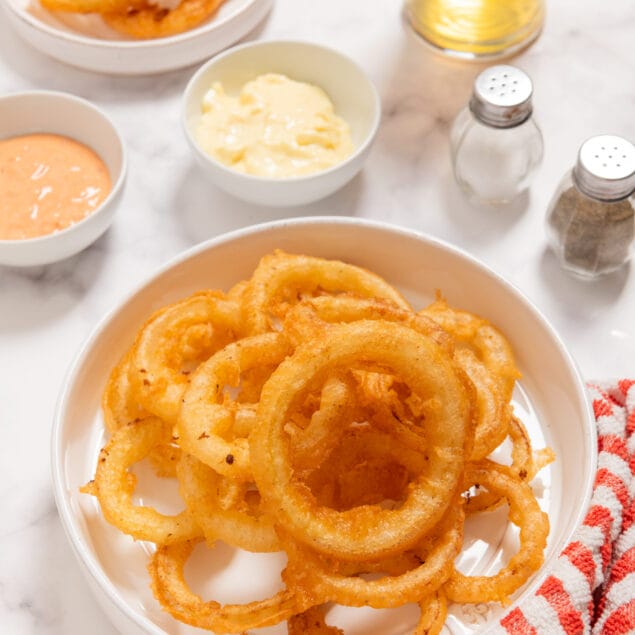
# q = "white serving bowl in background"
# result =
<box><xmin>2</xmin><ymin>0</ymin><xmax>273</xmax><ymax>75</ymax></box>
<box><xmin>0</xmin><ymin>90</ymin><xmax>126</xmax><ymax>267</ymax></box>
<box><xmin>182</xmin><ymin>40</ymin><xmax>381</xmax><ymax>206</ymax></box>
<box><xmin>52</xmin><ymin>217</ymin><xmax>596</xmax><ymax>635</ymax></box>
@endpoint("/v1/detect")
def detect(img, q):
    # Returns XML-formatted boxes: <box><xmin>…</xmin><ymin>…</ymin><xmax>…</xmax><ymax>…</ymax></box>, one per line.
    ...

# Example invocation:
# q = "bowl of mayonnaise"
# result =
<box><xmin>182</xmin><ymin>39</ymin><xmax>381</xmax><ymax>207</ymax></box>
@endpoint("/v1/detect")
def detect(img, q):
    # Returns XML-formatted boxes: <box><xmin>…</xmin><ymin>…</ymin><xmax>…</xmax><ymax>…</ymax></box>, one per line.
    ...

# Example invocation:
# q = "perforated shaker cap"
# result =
<box><xmin>469</xmin><ymin>65</ymin><xmax>533</xmax><ymax>128</ymax></box>
<box><xmin>573</xmin><ymin>135</ymin><xmax>635</xmax><ymax>200</ymax></box>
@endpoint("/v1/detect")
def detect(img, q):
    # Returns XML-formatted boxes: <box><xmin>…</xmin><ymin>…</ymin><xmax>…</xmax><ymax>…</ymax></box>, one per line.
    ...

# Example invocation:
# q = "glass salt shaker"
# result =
<box><xmin>545</xmin><ymin>135</ymin><xmax>635</xmax><ymax>278</ymax></box>
<box><xmin>450</xmin><ymin>65</ymin><xmax>543</xmax><ymax>205</ymax></box>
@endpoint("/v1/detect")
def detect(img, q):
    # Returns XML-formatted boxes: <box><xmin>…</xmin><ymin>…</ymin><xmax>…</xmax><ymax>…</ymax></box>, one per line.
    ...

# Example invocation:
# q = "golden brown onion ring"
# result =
<box><xmin>178</xmin><ymin>332</ymin><xmax>291</xmax><ymax>480</ymax></box>
<box><xmin>102</xmin><ymin>349</ymin><xmax>148</xmax><ymax>434</ymax></box>
<box><xmin>244</xmin><ymin>251</ymin><xmax>412</xmax><ymax>334</ymax></box>
<box><xmin>420</xmin><ymin>298</ymin><xmax>521</xmax><ymax>403</ymax></box>
<box><xmin>282</xmin><ymin>296</ymin><xmax>475</xmax><ymax>457</ymax></box>
<box><xmin>445</xmin><ymin>461</ymin><xmax>550</xmax><ymax>605</ymax></box>
<box><xmin>102</xmin><ymin>349</ymin><xmax>180</xmax><ymax>477</ymax></box>
<box><xmin>287</xmin><ymin>606</ymin><xmax>343</xmax><ymax>635</ymax></box>
<box><xmin>148</xmin><ymin>538</ymin><xmax>307</xmax><ymax>633</ymax></box>
<box><xmin>251</xmin><ymin>320</ymin><xmax>472</xmax><ymax>561</ymax></box>
<box><xmin>283</xmin><ymin>295</ymin><xmax>452</xmax><ymax>354</ymax></box>
<box><xmin>86</xmin><ymin>417</ymin><xmax>199</xmax><ymax>545</ymax></box>
<box><xmin>129</xmin><ymin>291</ymin><xmax>240</xmax><ymax>424</ymax></box>
<box><xmin>281</xmin><ymin>500</ymin><xmax>464</xmax><ymax>608</ymax></box>
<box><xmin>287</xmin><ymin>374</ymin><xmax>356</xmax><ymax>472</ymax></box>
<box><xmin>454</xmin><ymin>347</ymin><xmax>511</xmax><ymax>461</ymax></box>
<box><xmin>177</xmin><ymin>452</ymin><xmax>279</xmax><ymax>552</ymax></box>
<box><xmin>415</xmin><ymin>591</ymin><xmax>448</xmax><ymax>635</ymax></box>
<box><xmin>466</xmin><ymin>417</ymin><xmax>554</xmax><ymax>514</ymax></box>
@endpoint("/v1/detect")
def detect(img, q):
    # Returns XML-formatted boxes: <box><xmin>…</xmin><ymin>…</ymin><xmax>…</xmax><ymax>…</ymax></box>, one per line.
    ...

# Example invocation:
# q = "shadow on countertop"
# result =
<box><xmin>170</xmin><ymin>162</ymin><xmax>365</xmax><ymax>247</ymax></box>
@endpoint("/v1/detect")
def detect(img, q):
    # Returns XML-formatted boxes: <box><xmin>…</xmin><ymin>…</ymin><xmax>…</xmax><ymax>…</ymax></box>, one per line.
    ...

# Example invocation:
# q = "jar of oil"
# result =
<box><xmin>405</xmin><ymin>0</ymin><xmax>545</xmax><ymax>60</ymax></box>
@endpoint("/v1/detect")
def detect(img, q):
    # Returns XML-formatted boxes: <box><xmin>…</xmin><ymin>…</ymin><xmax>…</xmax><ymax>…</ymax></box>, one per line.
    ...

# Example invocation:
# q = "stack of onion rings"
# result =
<box><xmin>83</xmin><ymin>250</ymin><xmax>553</xmax><ymax>634</ymax></box>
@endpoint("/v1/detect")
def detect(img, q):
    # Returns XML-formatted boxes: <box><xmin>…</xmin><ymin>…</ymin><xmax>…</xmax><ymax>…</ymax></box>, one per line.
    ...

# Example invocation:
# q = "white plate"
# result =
<box><xmin>2</xmin><ymin>0</ymin><xmax>273</xmax><ymax>75</ymax></box>
<box><xmin>52</xmin><ymin>217</ymin><xmax>596</xmax><ymax>635</ymax></box>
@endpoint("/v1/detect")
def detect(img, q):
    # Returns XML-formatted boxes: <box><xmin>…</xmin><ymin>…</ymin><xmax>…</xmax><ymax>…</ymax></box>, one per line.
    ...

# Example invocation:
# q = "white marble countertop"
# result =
<box><xmin>0</xmin><ymin>0</ymin><xmax>633</xmax><ymax>632</ymax></box>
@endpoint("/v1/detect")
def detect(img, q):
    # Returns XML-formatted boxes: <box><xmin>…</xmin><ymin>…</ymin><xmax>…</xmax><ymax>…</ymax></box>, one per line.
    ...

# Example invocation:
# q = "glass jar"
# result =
<box><xmin>405</xmin><ymin>0</ymin><xmax>545</xmax><ymax>60</ymax></box>
<box><xmin>450</xmin><ymin>65</ymin><xmax>543</xmax><ymax>205</ymax></box>
<box><xmin>546</xmin><ymin>135</ymin><xmax>635</xmax><ymax>278</ymax></box>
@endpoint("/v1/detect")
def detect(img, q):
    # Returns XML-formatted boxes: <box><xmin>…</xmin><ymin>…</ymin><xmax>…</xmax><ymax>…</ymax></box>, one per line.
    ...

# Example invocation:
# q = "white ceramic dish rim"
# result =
<box><xmin>0</xmin><ymin>89</ymin><xmax>127</xmax><ymax>249</ymax></box>
<box><xmin>3</xmin><ymin>0</ymin><xmax>265</xmax><ymax>49</ymax></box>
<box><xmin>182</xmin><ymin>39</ymin><xmax>382</xmax><ymax>184</ymax></box>
<box><xmin>51</xmin><ymin>216</ymin><xmax>597</xmax><ymax>634</ymax></box>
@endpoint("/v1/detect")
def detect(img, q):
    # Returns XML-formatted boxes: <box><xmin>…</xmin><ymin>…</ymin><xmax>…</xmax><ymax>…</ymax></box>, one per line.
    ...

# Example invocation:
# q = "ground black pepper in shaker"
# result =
<box><xmin>546</xmin><ymin>135</ymin><xmax>635</xmax><ymax>278</ymax></box>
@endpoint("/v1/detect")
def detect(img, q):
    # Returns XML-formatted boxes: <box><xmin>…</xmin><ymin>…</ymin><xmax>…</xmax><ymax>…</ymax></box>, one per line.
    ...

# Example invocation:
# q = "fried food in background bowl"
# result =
<box><xmin>1</xmin><ymin>0</ymin><xmax>272</xmax><ymax>74</ymax></box>
<box><xmin>39</xmin><ymin>0</ymin><xmax>227</xmax><ymax>39</ymax></box>
<box><xmin>52</xmin><ymin>217</ymin><xmax>595</xmax><ymax>634</ymax></box>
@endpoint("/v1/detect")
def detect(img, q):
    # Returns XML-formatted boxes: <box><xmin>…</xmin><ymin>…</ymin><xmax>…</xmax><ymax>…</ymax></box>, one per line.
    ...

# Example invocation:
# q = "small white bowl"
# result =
<box><xmin>0</xmin><ymin>91</ymin><xmax>126</xmax><ymax>267</ymax></box>
<box><xmin>182</xmin><ymin>40</ymin><xmax>382</xmax><ymax>207</ymax></box>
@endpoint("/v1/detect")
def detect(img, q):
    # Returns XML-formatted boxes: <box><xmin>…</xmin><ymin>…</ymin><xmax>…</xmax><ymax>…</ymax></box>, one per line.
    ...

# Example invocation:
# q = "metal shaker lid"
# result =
<box><xmin>573</xmin><ymin>135</ymin><xmax>635</xmax><ymax>201</ymax></box>
<box><xmin>469</xmin><ymin>65</ymin><xmax>533</xmax><ymax>128</ymax></box>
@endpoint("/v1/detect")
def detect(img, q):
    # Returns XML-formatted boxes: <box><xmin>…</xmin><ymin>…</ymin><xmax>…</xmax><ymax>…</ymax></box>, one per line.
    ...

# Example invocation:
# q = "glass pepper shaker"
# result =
<box><xmin>450</xmin><ymin>65</ymin><xmax>544</xmax><ymax>205</ymax></box>
<box><xmin>545</xmin><ymin>135</ymin><xmax>635</xmax><ymax>278</ymax></box>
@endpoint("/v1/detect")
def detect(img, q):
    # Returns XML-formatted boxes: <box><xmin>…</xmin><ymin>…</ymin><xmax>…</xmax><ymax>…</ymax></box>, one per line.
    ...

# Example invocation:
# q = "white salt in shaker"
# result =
<box><xmin>450</xmin><ymin>65</ymin><xmax>543</xmax><ymax>205</ymax></box>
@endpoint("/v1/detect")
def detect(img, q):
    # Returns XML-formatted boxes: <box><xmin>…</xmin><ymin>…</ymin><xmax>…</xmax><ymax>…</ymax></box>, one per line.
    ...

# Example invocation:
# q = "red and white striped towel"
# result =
<box><xmin>492</xmin><ymin>380</ymin><xmax>635</xmax><ymax>634</ymax></box>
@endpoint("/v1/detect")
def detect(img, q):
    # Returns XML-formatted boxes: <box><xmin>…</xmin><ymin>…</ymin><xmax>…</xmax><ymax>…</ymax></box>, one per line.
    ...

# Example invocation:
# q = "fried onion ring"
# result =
<box><xmin>281</xmin><ymin>500</ymin><xmax>464</xmax><ymax>608</ymax></box>
<box><xmin>421</xmin><ymin>297</ymin><xmax>521</xmax><ymax>402</ymax></box>
<box><xmin>149</xmin><ymin>538</ymin><xmax>306</xmax><ymax>632</ymax></box>
<box><xmin>466</xmin><ymin>417</ymin><xmax>555</xmax><ymax>514</ymax></box>
<box><xmin>251</xmin><ymin>320</ymin><xmax>472</xmax><ymax>560</ymax></box>
<box><xmin>287</xmin><ymin>606</ymin><xmax>343</xmax><ymax>635</ymax></box>
<box><xmin>178</xmin><ymin>332</ymin><xmax>291</xmax><ymax>480</ymax></box>
<box><xmin>129</xmin><ymin>291</ymin><xmax>240</xmax><ymax>425</ymax></box>
<box><xmin>87</xmin><ymin>417</ymin><xmax>199</xmax><ymax>545</ymax></box>
<box><xmin>177</xmin><ymin>452</ymin><xmax>279</xmax><ymax>552</ymax></box>
<box><xmin>244</xmin><ymin>251</ymin><xmax>412</xmax><ymax>334</ymax></box>
<box><xmin>283</xmin><ymin>295</ymin><xmax>452</xmax><ymax>354</ymax></box>
<box><xmin>445</xmin><ymin>461</ymin><xmax>550</xmax><ymax>604</ymax></box>
<box><xmin>102</xmin><ymin>349</ymin><xmax>149</xmax><ymax>434</ymax></box>
<box><xmin>454</xmin><ymin>347</ymin><xmax>511</xmax><ymax>461</ymax></box>
<box><xmin>415</xmin><ymin>591</ymin><xmax>448</xmax><ymax>635</ymax></box>
<box><xmin>287</xmin><ymin>374</ymin><xmax>357</xmax><ymax>472</ymax></box>
<box><xmin>102</xmin><ymin>349</ymin><xmax>180</xmax><ymax>477</ymax></box>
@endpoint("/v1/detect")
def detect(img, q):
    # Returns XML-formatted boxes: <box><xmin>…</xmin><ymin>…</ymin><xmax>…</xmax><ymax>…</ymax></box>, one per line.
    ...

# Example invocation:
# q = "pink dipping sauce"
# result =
<box><xmin>0</xmin><ymin>133</ymin><xmax>111</xmax><ymax>240</ymax></box>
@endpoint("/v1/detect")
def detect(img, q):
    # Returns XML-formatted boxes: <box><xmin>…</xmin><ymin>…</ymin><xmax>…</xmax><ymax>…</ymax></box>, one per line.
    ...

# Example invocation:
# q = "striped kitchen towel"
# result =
<box><xmin>493</xmin><ymin>379</ymin><xmax>635</xmax><ymax>634</ymax></box>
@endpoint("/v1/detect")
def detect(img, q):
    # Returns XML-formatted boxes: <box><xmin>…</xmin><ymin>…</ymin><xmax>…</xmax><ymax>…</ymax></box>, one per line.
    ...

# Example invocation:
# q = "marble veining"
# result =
<box><xmin>1</xmin><ymin>0</ymin><xmax>634</xmax><ymax>632</ymax></box>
